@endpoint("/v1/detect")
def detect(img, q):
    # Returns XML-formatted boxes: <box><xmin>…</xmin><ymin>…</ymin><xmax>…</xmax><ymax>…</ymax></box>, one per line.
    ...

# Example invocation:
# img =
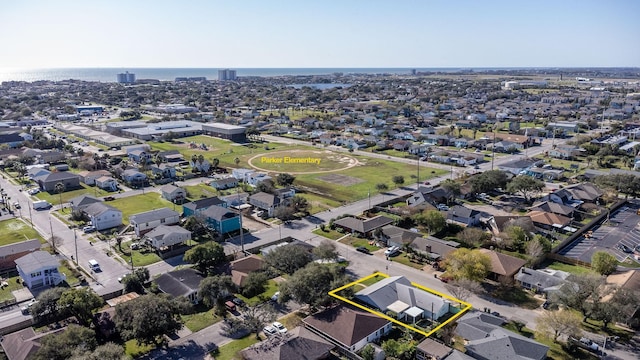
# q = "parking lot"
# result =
<box><xmin>559</xmin><ymin>202</ymin><xmax>640</xmax><ymax>263</ymax></box>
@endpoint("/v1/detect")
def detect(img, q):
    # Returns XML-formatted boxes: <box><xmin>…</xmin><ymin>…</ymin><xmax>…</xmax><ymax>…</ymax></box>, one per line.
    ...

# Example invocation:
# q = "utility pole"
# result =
<box><xmin>491</xmin><ymin>129</ymin><xmax>497</xmax><ymax>170</ymax></box>
<box><xmin>48</xmin><ymin>216</ymin><xmax>55</xmax><ymax>253</ymax></box>
<box><xmin>237</xmin><ymin>185</ymin><xmax>244</xmax><ymax>253</ymax></box>
<box><xmin>73</xmin><ymin>228</ymin><xmax>78</xmax><ymax>265</ymax></box>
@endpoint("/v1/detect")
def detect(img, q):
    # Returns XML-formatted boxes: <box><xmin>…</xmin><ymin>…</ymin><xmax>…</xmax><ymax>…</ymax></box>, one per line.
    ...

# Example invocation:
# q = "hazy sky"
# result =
<box><xmin>1</xmin><ymin>0</ymin><xmax>639</xmax><ymax>68</ymax></box>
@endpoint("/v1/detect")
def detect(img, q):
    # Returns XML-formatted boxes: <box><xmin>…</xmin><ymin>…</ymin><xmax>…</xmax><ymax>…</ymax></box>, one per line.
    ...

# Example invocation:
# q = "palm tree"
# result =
<box><xmin>212</xmin><ymin>158</ymin><xmax>220</xmax><ymax>171</ymax></box>
<box><xmin>234</xmin><ymin>157</ymin><xmax>240</xmax><ymax>167</ymax></box>
<box><xmin>197</xmin><ymin>154</ymin><xmax>205</xmax><ymax>172</ymax></box>
<box><xmin>54</xmin><ymin>182</ymin><xmax>65</xmax><ymax>209</ymax></box>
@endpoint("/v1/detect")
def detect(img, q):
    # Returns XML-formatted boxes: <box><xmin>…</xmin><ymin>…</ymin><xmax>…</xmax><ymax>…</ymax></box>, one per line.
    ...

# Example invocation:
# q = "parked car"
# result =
<box><xmin>384</xmin><ymin>246</ymin><xmax>400</xmax><ymax>257</ymax></box>
<box><xmin>617</xmin><ymin>244</ymin><xmax>632</xmax><ymax>253</ymax></box>
<box><xmin>104</xmin><ymin>196</ymin><xmax>115</xmax><ymax>201</ymax></box>
<box><xmin>130</xmin><ymin>242</ymin><xmax>141</xmax><ymax>250</ymax></box>
<box><xmin>21</xmin><ymin>298</ymin><xmax>37</xmax><ymax>314</ymax></box>
<box><xmin>232</xmin><ymin>297</ymin><xmax>245</xmax><ymax>307</ymax></box>
<box><xmin>271</xmin><ymin>291</ymin><xmax>280</xmax><ymax>302</ymax></box>
<box><xmin>356</xmin><ymin>246</ymin><xmax>371</xmax><ymax>254</ymax></box>
<box><xmin>83</xmin><ymin>225</ymin><xmax>96</xmax><ymax>233</ymax></box>
<box><xmin>27</xmin><ymin>188</ymin><xmax>40</xmax><ymax>195</ymax></box>
<box><xmin>437</xmin><ymin>204</ymin><xmax>449</xmax><ymax>211</ymax></box>
<box><xmin>272</xmin><ymin>321</ymin><xmax>287</xmax><ymax>333</ymax></box>
<box><xmin>13</xmin><ymin>202</ymin><xmax>20</xmax><ymax>209</ymax></box>
<box><xmin>263</xmin><ymin>325</ymin><xmax>277</xmax><ymax>336</ymax></box>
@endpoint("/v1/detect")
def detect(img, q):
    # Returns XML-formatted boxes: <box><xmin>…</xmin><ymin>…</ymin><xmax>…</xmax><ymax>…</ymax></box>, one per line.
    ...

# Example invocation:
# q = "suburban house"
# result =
<box><xmin>201</xmin><ymin>205</ymin><xmax>241</xmax><ymax>234</ymax></box>
<box><xmin>478</xmin><ymin>249</ymin><xmax>527</xmax><ymax>282</ymax></box>
<box><xmin>230</xmin><ymin>255</ymin><xmax>265</xmax><ymax>287</ymax></box>
<box><xmin>82</xmin><ymin>203</ymin><xmax>122</xmax><ymax>231</ymax></box>
<box><xmin>209</xmin><ymin>176</ymin><xmax>238</xmax><ymax>190</ymax></box>
<box><xmin>249</xmin><ymin>191</ymin><xmax>286</xmax><ymax>217</ymax></box>
<box><xmin>127</xmin><ymin>149</ymin><xmax>152</xmax><ymax>163</ymax></box>
<box><xmin>182</xmin><ymin>196</ymin><xmax>228</xmax><ymax>217</ymax></box>
<box><xmin>157</xmin><ymin>150</ymin><xmax>184</xmax><ymax>163</ymax></box>
<box><xmin>129</xmin><ymin>208</ymin><xmax>180</xmax><ymax>237</ymax></box>
<box><xmin>26</xmin><ymin>167</ymin><xmax>50</xmax><ymax>180</ymax></box>
<box><xmin>409</xmin><ymin>236</ymin><xmax>460</xmax><ymax>262</ymax></box>
<box><xmin>498</xmin><ymin>158</ymin><xmax>541</xmax><ymax>175</ymax></box>
<box><xmin>515</xmin><ymin>267</ymin><xmax>570</xmax><ymax>296</ymax></box>
<box><xmin>144</xmin><ymin>225</ymin><xmax>191</xmax><ymax>249</ymax></box>
<box><xmin>0</xmin><ymin>327</ymin><xmax>65</xmax><ymax>360</ymax></box>
<box><xmin>69</xmin><ymin>194</ymin><xmax>102</xmax><ymax>212</ymax></box>
<box><xmin>333</xmin><ymin>215</ymin><xmax>394</xmax><ymax>238</ymax></box>
<box><xmin>446</xmin><ymin>205</ymin><xmax>481</xmax><ymax>226</ymax></box>
<box><xmin>526</xmin><ymin>210</ymin><xmax>572</xmax><ymax>230</ymax></box>
<box><xmin>303</xmin><ymin>304</ymin><xmax>392</xmax><ymax>353</ymax></box>
<box><xmin>549</xmin><ymin>144</ymin><xmax>582</xmax><ymax>159</ymax></box>
<box><xmin>455</xmin><ymin>311</ymin><xmax>549</xmax><ymax>360</ymax></box>
<box><xmin>247</xmin><ymin>172</ymin><xmax>272</xmax><ymax>186</ymax></box>
<box><xmin>486</xmin><ymin>215</ymin><xmax>535</xmax><ymax>236</ymax></box>
<box><xmin>380</xmin><ymin>225</ymin><xmax>422</xmax><ymax>247</ymax></box>
<box><xmin>530</xmin><ymin>200</ymin><xmax>575</xmax><ymax>218</ymax></box>
<box><xmin>160</xmin><ymin>184</ymin><xmax>187</xmax><ymax>203</ymax></box>
<box><xmin>355</xmin><ymin>276</ymin><xmax>451</xmax><ymax>323</ymax></box>
<box><xmin>78</xmin><ymin>170</ymin><xmax>111</xmax><ymax>185</ymax></box>
<box><xmin>33</xmin><ymin>171</ymin><xmax>81</xmax><ymax>192</ymax></box>
<box><xmin>231</xmin><ymin>168</ymin><xmax>255</xmax><ymax>182</ymax></box>
<box><xmin>406</xmin><ymin>186</ymin><xmax>452</xmax><ymax>208</ymax></box>
<box><xmin>95</xmin><ymin>176</ymin><xmax>119</xmax><ymax>191</ymax></box>
<box><xmin>156</xmin><ymin>268</ymin><xmax>205</xmax><ymax>304</ymax></box>
<box><xmin>241</xmin><ymin>326</ymin><xmax>334</xmax><ymax>360</ymax></box>
<box><xmin>15</xmin><ymin>251</ymin><xmax>66</xmax><ymax>289</ymax></box>
<box><xmin>564</xmin><ymin>182</ymin><xmax>603</xmax><ymax>203</ymax></box>
<box><xmin>0</xmin><ymin>239</ymin><xmax>41</xmax><ymax>272</ymax></box>
<box><xmin>415</xmin><ymin>338</ymin><xmax>457</xmax><ymax>360</ymax></box>
<box><xmin>150</xmin><ymin>163</ymin><xmax>177</xmax><ymax>179</ymax></box>
<box><xmin>121</xmin><ymin>169</ymin><xmax>147</xmax><ymax>186</ymax></box>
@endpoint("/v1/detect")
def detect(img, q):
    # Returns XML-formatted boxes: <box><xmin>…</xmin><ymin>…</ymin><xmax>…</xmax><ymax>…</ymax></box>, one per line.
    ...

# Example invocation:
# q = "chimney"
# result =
<box><xmin>425</xmin><ymin>245</ymin><xmax>432</xmax><ymax>253</ymax></box>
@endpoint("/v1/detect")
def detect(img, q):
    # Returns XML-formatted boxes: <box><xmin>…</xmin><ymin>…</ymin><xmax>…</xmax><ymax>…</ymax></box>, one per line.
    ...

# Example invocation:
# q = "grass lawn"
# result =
<box><xmin>214</xmin><ymin>335</ymin><xmax>260</xmax><ymax>360</ymax></box>
<box><xmin>491</xmin><ymin>286</ymin><xmax>542</xmax><ymax>309</ymax></box>
<box><xmin>35</xmin><ymin>184</ymin><xmax>112</xmax><ymax>205</ymax></box>
<box><xmin>0</xmin><ymin>218</ymin><xmax>44</xmax><ymax>246</ymax></box>
<box><xmin>579</xmin><ymin>316</ymin><xmax>636</xmax><ymax>342</ymax></box>
<box><xmin>0</xmin><ymin>276</ymin><xmax>25</xmax><ymax>302</ymax></box>
<box><xmin>298</xmin><ymin>192</ymin><xmax>341</xmax><ymax>214</ymax></box>
<box><xmin>503</xmin><ymin>322</ymin><xmax>598</xmax><ymax>360</ymax></box>
<box><xmin>108</xmin><ymin>193</ymin><xmax>182</xmax><ymax>225</ymax></box>
<box><xmin>184</xmin><ymin>183</ymin><xmax>219</xmax><ymax>200</ymax></box>
<box><xmin>359</xmin><ymin>274</ymin><xmax>386</xmax><ymax>286</ymax></box>
<box><xmin>124</xmin><ymin>339</ymin><xmax>155</xmax><ymax>358</ymax></box>
<box><xmin>545</xmin><ymin>261</ymin><xmax>595</xmax><ymax>276</ymax></box>
<box><xmin>58</xmin><ymin>261</ymin><xmax>81</xmax><ymax>286</ymax></box>
<box><xmin>338</xmin><ymin>236</ymin><xmax>380</xmax><ymax>252</ymax></box>
<box><xmin>312</xmin><ymin>228</ymin><xmax>345</xmax><ymax>240</ymax></box>
<box><xmin>116</xmin><ymin>241</ymin><xmax>162</xmax><ymax>267</ymax></box>
<box><xmin>277</xmin><ymin>311</ymin><xmax>305</xmax><ymax>330</ymax></box>
<box><xmin>235</xmin><ymin>279</ymin><xmax>279</xmax><ymax>306</ymax></box>
<box><xmin>389</xmin><ymin>253</ymin><xmax>426</xmax><ymax>270</ymax></box>
<box><xmin>181</xmin><ymin>304</ymin><xmax>222</xmax><ymax>332</ymax></box>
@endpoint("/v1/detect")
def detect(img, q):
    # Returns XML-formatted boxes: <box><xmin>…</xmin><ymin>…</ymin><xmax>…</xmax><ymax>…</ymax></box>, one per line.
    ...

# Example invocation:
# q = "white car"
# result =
<box><xmin>271</xmin><ymin>291</ymin><xmax>280</xmax><ymax>301</ymax></box>
<box><xmin>272</xmin><ymin>321</ymin><xmax>287</xmax><ymax>333</ymax></box>
<box><xmin>27</xmin><ymin>188</ymin><xmax>39</xmax><ymax>195</ymax></box>
<box><xmin>384</xmin><ymin>246</ymin><xmax>400</xmax><ymax>256</ymax></box>
<box><xmin>263</xmin><ymin>325</ymin><xmax>277</xmax><ymax>336</ymax></box>
<box><xmin>83</xmin><ymin>225</ymin><xmax>97</xmax><ymax>233</ymax></box>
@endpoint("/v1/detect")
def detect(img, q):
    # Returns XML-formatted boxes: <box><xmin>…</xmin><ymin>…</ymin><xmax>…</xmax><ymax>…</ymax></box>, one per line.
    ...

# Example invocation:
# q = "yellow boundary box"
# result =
<box><xmin>328</xmin><ymin>272</ymin><xmax>472</xmax><ymax>337</ymax></box>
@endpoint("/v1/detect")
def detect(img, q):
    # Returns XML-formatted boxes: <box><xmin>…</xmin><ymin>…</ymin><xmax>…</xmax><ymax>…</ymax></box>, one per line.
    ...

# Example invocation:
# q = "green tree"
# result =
<box><xmin>289</xmin><ymin>195</ymin><xmax>310</xmax><ymax>215</ymax></box>
<box><xmin>212</xmin><ymin>158</ymin><xmax>220</xmax><ymax>170</ymax></box>
<box><xmin>360</xmin><ymin>344</ymin><xmax>375</xmax><ymax>360</ymax></box>
<box><xmin>34</xmin><ymin>324</ymin><xmax>97</xmax><ymax>360</ymax></box>
<box><xmin>264</xmin><ymin>244</ymin><xmax>312</xmax><ymax>274</ymax></box>
<box><xmin>440</xmin><ymin>179</ymin><xmax>461</xmax><ymax>197</ymax></box>
<box><xmin>591</xmin><ymin>287</ymin><xmax>638</xmax><ymax>329</ymax></box>
<box><xmin>240</xmin><ymin>303</ymin><xmax>277</xmax><ymax>339</ymax></box>
<box><xmin>469</xmin><ymin>170</ymin><xmax>509</xmax><ymax>194</ymax></box>
<box><xmin>381</xmin><ymin>338</ymin><xmax>417</xmax><ymax>360</ymax></box>
<box><xmin>456</xmin><ymin>227</ymin><xmax>490</xmax><ymax>247</ymax></box>
<box><xmin>69</xmin><ymin>343</ymin><xmax>128</xmax><ymax>360</ymax></box>
<box><xmin>114</xmin><ymin>294</ymin><xmax>183</xmax><ymax>345</ymax></box>
<box><xmin>591</xmin><ymin>251</ymin><xmax>617</xmax><ymax>275</ymax></box>
<box><xmin>276</xmin><ymin>173</ymin><xmax>296</xmax><ymax>186</ymax></box>
<box><xmin>241</xmin><ymin>271</ymin><xmax>269</xmax><ymax>298</ymax></box>
<box><xmin>198</xmin><ymin>275</ymin><xmax>236</xmax><ymax>314</ymax></box>
<box><xmin>375</xmin><ymin>183</ymin><xmax>389</xmax><ymax>192</ymax></box>
<box><xmin>30</xmin><ymin>287</ymin><xmax>66</xmax><ymax>323</ymax></box>
<box><xmin>551</xmin><ymin>273</ymin><xmax>610</xmax><ymax>321</ymax></box>
<box><xmin>392</xmin><ymin>175</ymin><xmax>405</xmax><ymax>186</ymax></box>
<box><xmin>312</xmin><ymin>240</ymin><xmax>340</xmax><ymax>261</ymax></box>
<box><xmin>280</xmin><ymin>262</ymin><xmax>350</xmax><ymax>308</ymax></box>
<box><xmin>234</xmin><ymin>157</ymin><xmax>240</xmax><ymax>166</ymax></box>
<box><xmin>443</xmin><ymin>248</ymin><xmax>492</xmax><ymax>282</ymax></box>
<box><xmin>57</xmin><ymin>287</ymin><xmax>103</xmax><ymax>326</ymax></box>
<box><xmin>536</xmin><ymin>310</ymin><xmax>582</xmax><ymax>342</ymax></box>
<box><xmin>54</xmin><ymin>181</ymin><xmax>65</xmax><ymax>208</ymax></box>
<box><xmin>122</xmin><ymin>267</ymin><xmax>150</xmax><ymax>294</ymax></box>
<box><xmin>414</xmin><ymin>210</ymin><xmax>446</xmax><ymax>235</ymax></box>
<box><xmin>183</xmin><ymin>242</ymin><xmax>227</xmax><ymax>272</ymax></box>
<box><xmin>506</xmin><ymin>175</ymin><xmax>545</xmax><ymax>203</ymax></box>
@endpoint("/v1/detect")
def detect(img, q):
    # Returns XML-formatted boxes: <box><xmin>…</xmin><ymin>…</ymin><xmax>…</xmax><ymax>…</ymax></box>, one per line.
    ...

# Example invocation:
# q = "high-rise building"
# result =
<box><xmin>117</xmin><ymin>71</ymin><xmax>136</xmax><ymax>83</ymax></box>
<box><xmin>218</xmin><ymin>69</ymin><xmax>237</xmax><ymax>81</ymax></box>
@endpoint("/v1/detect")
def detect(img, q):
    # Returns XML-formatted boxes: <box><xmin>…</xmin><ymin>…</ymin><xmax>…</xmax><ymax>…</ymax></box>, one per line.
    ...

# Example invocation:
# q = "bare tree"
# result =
<box><xmin>445</xmin><ymin>278</ymin><xmax>482</xmax><ymax>303</ymax></box>
<box><xmin>536</xmin><ymin>310</ymin><xmax>582</xmax><ymax>342</ymax></box>
<box><xmin>526</xmin><ymin>237</ymin><xmax>544</xmax><ymax>259</ymax></box>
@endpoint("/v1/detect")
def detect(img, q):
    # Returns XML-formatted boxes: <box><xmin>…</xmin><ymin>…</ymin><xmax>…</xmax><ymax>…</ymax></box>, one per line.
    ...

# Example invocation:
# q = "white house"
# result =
<box><xmin>160</xmin><ymin>184</ymin><xmax>187</xmax><ymax>203</ymax></box>
<box><xmin>129</xmin><ymin>208</ymin><xmax>180</xmax><ymax>237</ymax></box>
<box><xmin>95</xmin><ymin>176</ymin><xmax>118</xmax><ymax>191</ymax></box>
<box><xmin>83</xmin><ymin>203</ymin><xmax>122</xmax><ymax>231</ymax></box>
<box><xmin>210</xmin><ymin>177</ymin><xmax>238</xmax><ymax>190</ymax></box>
<box><xmin>232</xmin><ymin>168</ymin><xmax>255</xmax><ymax>182</ymax></box>
<box><xmin>247</xmin><ymin>172</ymin><xmax>272</xmax><ymax>186</ymax></box>
<box><xmin>145</xmin><ymin>225</ymin><xmax>191</xmax><ymax>249</ymax></box>
<box><xmin>15</xmin><ymin>251</ymin><xmax>66</xmax><ymax>289</ymax></box>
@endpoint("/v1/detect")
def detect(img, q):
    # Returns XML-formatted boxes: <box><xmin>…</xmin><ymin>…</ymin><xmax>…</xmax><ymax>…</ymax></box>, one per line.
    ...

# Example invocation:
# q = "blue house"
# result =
<box><xmin>201</xmin><ymin>205</ymin><xmax>241</xmax><ymax>234</ymax></box>
<box><xmin>182</xmin><ymin>197</ymin><xmax>228</xmax><ymax>217</ymax></box>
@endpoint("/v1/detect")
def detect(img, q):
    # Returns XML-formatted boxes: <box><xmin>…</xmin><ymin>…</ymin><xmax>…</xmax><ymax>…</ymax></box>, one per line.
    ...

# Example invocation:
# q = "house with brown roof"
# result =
<box><xmin>303</xmin><ymin>305</ymin><xmax>392</xmax><ymax>353</ymax></box>
<box><xmin>478</xmin><ymin>249</ymin><xmax>527</xmax><ymax>282</ymax></box>
<box><xmin>241</xmin><ymin>326</ymin><xmax>334</xmax><ymax>360</ymax></box>
<box><xmin>0</xmin><ymin>327</ymin><xmax>64</xmax><ymax>360</ymax></box>
<box><xmin>333</xmin><ymin>215</ymin><xmax>394</xmax><ymax>238</ymax></box>
<box><xmin>230</xmin><ymin>255</ymin><xmax>265</xmax><ymax>287</ymax></box>
<box><xmin>0</xmin><ymin>239</ymin><xmax>41</xmax><ymax>272</ymax></box>
<box><xmin>526</xmin><ymin>210</ymin><xmax>571</xmax><ymax>230</ymax></box>
<box><xmin>415</xmin><ymin>338</ymin><xmax>453</xmax><ymax>360</ymax></box>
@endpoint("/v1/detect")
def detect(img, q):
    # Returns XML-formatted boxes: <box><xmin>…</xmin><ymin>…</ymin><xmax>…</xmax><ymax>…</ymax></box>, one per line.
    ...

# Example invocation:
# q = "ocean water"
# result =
<box><xmin>0</xmin><ymin>67</ymin><xmax>516</xmax><ymax>83</ymax></box>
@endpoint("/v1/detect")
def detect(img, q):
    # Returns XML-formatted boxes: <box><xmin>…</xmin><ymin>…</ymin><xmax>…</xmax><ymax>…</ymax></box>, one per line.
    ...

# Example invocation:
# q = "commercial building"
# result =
<box><xmin>218</xmin><ymin>69</ymin><xmax>237</xmax><ymax>81</ymax></box>
<box><xmin>116</xmin><ymin>71</ymin><xmax>136</xmax><ymax>84</ymax></box>
<box><xmin>201</xmin><ymin>122</ymin><xmax>246</xmax><ymax>142</ymax></box>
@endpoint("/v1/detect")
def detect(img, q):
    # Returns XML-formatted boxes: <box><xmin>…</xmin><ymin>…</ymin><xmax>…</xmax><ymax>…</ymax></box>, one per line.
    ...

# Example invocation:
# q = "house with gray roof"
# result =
<box><xmin>201</xmin><ymin>205</ymin><xmax>241</xmax><ymax>234</ymax></box>
<box><xmin>355</xmin><ymin>276</ymin><xmax>451</xmax><ymax>323</ymax></box>
<box><xmin>446</xmin><ymin>205</ymin><xmax>481</xmax><ymax>226</ymax></box>
<box><xmin>182</xmin><ymin>196</ymin><xmax>227</xmax><ymax>217</ymax></box>
<box><xmin>34</xmin><ymin>171</ymin><xmax>81</xmax><ymax>192</ymax></box>
<box><xmin>160</xmin><ymin>184</ymin><xmax>186</xmax><ymax>203</ymax></box>
<box><xmin>455</xmin><ymin>311</ymin><xmax>549</xmax><ymax>360</ymax></box>
<box><xmin>333</xmin><ymin>215</ymin><xmax>394</xmax><ymax>237</ymax></box>
<box><xmin>241</xmin><ymin>326</ymin><xmax>334</xmax><ymax>360</ymax></box>
<box><xmin>83</xmin><ymin>202</ymin><xmax>122</xmax><ymax>231</ymax></box>
<box><xmin>248</xmin><ymin>191</ymin><xmax>284</xmax><ymax>217</ymax></box>
<box><xmin>129</xmin><ymin>208</ymin><xmax>180</xmax><ymax>237</ymax></box>
<box><xmin>514</xmin><ymin>267</ymin><xmax>569</xmax><ymax>296</ymax></box>
<box><xmin>15</xmin><ymin>251</ymin><xmax>65</xmax><ymax>289</ymax></box>
<box><xmin>145</xmin><ymin>225</ymin><xmax>191</xmax><ymax>249</ymax></box>
<box><xmin>155</xmin><ymin>268</ymin><xmax>205</xmax><ymax>303</ymax></box>
<box><xmin>69</xmin><ymin>194</ymin><xmax>102</xmax><ymax>212</ymax></box>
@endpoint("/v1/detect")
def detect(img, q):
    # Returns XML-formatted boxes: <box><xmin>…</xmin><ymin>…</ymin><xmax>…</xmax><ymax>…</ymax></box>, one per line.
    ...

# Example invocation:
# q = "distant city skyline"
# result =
<box><xmin>1</xmin><ymin>0</ymin><xmax>639</xmax><ymax>69</ymax></box>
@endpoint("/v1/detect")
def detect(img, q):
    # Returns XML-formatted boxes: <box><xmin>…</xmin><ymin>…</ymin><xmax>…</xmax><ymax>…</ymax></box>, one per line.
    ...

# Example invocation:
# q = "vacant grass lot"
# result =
<box><xmin>107</xmin><ymin>193</ymin><xmax>181</xmax><ymax>225</ymax></box>
<box><xmin>117</xmin><ymin>241</ymin><xmax>162</xmax><ymax>266</ymax></box>
<box><xmin>0</xmin><ymin>276</ymin><xmax>24</xmax><ymax>302</ymax></box>
<box><xmin>35</xmin><ymin>184</ymin><xmax>112</xmax><ymax>205</ymax></box>
<box><xmin>312</xmin><ymin>228</ymin><xmax>345</xmax><ymax>240</ymax></box>
<box><xmin>0</xmin><ymin>218</ymin><xmax>44</xmax><ymax>246</ymax></box>
<box><xmin>181</xmin><ymin>304</ymin><xmax>222</xmax><ymax>332</ymax></box>
<box><xmin>339</xmin><ymin>236</ymin><xmax>380</xmax><ymax>252</ymax></box>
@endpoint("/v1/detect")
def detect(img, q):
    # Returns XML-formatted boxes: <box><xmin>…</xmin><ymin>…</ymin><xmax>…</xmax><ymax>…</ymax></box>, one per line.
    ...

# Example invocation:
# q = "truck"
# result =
<box><xmin>33</xmin><ymin>200</ymin><xmax>51</xmax><ymax>210</ymax></box>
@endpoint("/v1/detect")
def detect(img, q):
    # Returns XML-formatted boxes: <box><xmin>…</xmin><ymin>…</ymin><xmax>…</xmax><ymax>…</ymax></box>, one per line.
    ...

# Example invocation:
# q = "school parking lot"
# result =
<box><xmin>559</xmin><ymin>202</ymin><xmax>640</xmax><ymax>263</ymax></box>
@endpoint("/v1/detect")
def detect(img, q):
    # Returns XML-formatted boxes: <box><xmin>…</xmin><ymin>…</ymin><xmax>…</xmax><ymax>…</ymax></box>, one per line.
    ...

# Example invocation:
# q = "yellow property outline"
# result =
<box><xmin>328</xmin><ymin>272</ymin><xmax>472</xmax><ymax>337</ymax></box>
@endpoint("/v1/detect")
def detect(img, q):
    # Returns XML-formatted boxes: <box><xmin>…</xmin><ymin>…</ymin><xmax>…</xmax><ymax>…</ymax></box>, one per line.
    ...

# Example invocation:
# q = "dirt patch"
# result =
<box><xmin>317</xmin><ymin>174</ymin><xmax>364</xmax><ymax>186</ymax></box>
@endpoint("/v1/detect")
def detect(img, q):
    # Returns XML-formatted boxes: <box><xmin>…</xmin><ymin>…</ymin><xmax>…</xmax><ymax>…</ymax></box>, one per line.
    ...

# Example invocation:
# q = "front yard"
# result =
<box><xmin>0</xmin><ymin>218</ymin><xmax>44</xmax><ymax>246</ymax></box>
<box><xmin>338</xmin><ymin>236</ymin><xmax>380</xmax><ymax>252</ymax></box>
<box><xmin>107</xmin><ymin>193</ymin><xmax>182</xmax><ymax>225</ymax></box>
<box><xmin>181</xmin><ymin>303</ymin><xmax>222</xmax><ymax>332</ymax></box>
<box><xmin>234</xmin><ymin>279</ymin><xmax>279</xmax><ymax>307</ymax></box>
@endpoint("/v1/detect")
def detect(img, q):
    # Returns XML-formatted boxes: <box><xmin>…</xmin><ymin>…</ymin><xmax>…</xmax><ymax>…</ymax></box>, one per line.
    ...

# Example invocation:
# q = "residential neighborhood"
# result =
<box><xmin>0</xmin><ymin>68</ymin><xmax>639</xmax><ymax>360</ymax></box>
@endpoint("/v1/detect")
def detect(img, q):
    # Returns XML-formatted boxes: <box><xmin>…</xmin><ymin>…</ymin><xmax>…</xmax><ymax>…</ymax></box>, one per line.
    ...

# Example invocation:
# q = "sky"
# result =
<box><xmin>1</xmin><ymin>0</ymin><xmax>639</xmax><ymax>68</ymax></box>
